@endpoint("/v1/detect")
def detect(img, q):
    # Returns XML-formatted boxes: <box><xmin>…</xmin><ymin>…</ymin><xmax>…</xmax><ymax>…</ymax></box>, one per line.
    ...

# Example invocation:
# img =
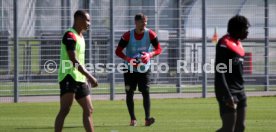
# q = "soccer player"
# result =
<box><xmin>54</xmin><ymin>10</ymin><xmax>98</xmax><ymax>132</ymax></box>
<box><xmin>215</xmin><ymin>15</ymin><xmax>250</xmax><ymax>132</ymax></box>
<box><xmin>115</xmin><ymin>13</ymin><xmax>162</xmax><ymax>126</ymax></box>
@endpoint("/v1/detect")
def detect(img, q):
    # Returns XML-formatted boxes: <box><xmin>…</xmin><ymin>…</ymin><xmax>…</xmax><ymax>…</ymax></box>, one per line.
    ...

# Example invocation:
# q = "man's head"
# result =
<box><xmin>227</xmin><ymin>15</ymin><xmax>250</xmax><ymax>40</ymax></box>
<box><xmin>135</xmin><ymin>13</ymin><xmax>147</xmax><ymax>31</ymax></box>
<box><xmin>74</xmin><ymin>10</ymin><xmax>90</xmax><ymax>32</ymax></box>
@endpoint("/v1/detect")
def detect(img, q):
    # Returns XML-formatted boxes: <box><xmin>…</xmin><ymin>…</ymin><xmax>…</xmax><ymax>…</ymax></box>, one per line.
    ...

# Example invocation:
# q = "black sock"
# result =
<box><xmin>235</xmin><ymin>108</ymin><xmax>246</xmax><ymax>132</ymax></box>
<box><xmin>126</xmin><ymin>91</ymin><xmax>136</xmax><ymax>120</ymax></box>
<box><xmin>218</xmin><ymin>112</ymin><xmax>237</xmax><ymax>132</ymax></box>
<box><xmin>142</xmin><ymin>90</ymin><xmax>150</xmax><ymax>120</ymax></box>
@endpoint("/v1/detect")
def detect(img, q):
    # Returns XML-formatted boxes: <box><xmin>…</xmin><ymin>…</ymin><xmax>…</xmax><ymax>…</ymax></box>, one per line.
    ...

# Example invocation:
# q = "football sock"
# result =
<box><xmin>217</xmin><ymin>112</ymin><xmax>237</xmax><ymax>132</ymax></box>
<box><xmin>235</xmin><ymin>108</ymin><xmax>246</xmax><ymax>132</ymax></box>
<box><xmin>142</xmin><ymin>90</ymin><xmax>150</xmax><ymax>120</ymax></box>
<box><xmin>126</xmin><ymin>91</ymin><xmax>136</xmax><ymax>120</ymax></box>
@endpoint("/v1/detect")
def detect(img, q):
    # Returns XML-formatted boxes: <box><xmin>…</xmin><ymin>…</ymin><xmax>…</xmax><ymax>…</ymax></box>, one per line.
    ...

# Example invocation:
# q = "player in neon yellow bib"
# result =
<box><xmin>58</xmin><ymin>27</ymin><xmax>86</xmax><ymax>83</ymax></box>
<box><xmin>55</xmin><ymin>10</ymin><xmax>98</xmax><ymax>132</ymax></box>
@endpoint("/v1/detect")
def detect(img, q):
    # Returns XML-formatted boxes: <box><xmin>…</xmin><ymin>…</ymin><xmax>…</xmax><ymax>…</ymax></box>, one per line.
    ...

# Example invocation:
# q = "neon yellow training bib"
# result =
<box><xmin>58</xmin><ymin>28</ymin><xmax>86</xmax><ymax>83</ymax></box>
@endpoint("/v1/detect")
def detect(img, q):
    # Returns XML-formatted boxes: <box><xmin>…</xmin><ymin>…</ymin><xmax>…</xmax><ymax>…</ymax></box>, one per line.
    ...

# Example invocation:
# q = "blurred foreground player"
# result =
<box><xmin>215</xmin><ymin>15</ymin><xmax>250</xmax><ymax>132</ymax></box>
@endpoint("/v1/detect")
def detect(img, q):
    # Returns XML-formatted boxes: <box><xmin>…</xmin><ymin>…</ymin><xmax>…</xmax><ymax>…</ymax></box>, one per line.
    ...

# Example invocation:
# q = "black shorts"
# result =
<box><xmin>59</xmin><ymin>75</ymin><xmax>90</xmax><ymax>100</ymax></box>
<box><xmin>216</xmin><ymin>92</ymin><xmax>247</xmax><ymax>114</ymax></box>
<box><xmin>123</xmin><ymin>70</ymin><xmax>150</xmax><ymax>93</ymax></box>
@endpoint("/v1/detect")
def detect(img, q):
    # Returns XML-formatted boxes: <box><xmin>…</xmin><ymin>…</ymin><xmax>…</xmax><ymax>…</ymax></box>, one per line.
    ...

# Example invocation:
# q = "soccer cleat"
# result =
<box><xmin>145</xmin><ymin>117</ymin><xmax>155</xmax><ymax>126</ymax></box>
<box><xmin>129</xmin><ymin>120</ymin><xmax>137</xmax><ymax>126</ymax></box>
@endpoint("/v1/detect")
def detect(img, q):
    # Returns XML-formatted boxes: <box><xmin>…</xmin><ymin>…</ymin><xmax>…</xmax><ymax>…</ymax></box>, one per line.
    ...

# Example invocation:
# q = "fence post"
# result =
<box><xmin>109</xmin><ymin>0</ymin><xmax>115</xmax><ymax>100</ymax></box>
<box><xmin>176</xmin><ymin>0</ymin><xmax>182</xmax><ymax>93</ymax></box>
<box><xmin>264</xmin><ymin>0</ymin><xmax>269</xmax><ymax>91</ymax></box>
<box><xmin>61</xmin><ymin>0</ymin><xmax>65</xmax><ymax>32</ymax></box>
<box><xmin>201</xmin><ymin>0</ymin><xmax>207</xmax><ymax>98</ymax></box>
<box><xmin>13</xmin><ymin>0</ymin><xmax>19</xmax><ymax>103</ymax></box>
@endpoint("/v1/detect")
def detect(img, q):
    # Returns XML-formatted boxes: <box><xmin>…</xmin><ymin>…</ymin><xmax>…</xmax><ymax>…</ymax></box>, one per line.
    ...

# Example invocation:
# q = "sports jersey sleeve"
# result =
<box><xmin>221</xmin><ymin>38</ymin><xmax>245</xmax><ymax>57</ymax></box>
<box><xmin>121</xmin><ymin>31</ymin><xmax>130</xmax><ymax>41</ymax></box>
<box><xmin>115</xmin><ymin>31</ymin><xmax>130</xmax><ymax>60</ymax></box>
<box><xmin>149</xmin><ymin>29</ymin><xmax>162</xmax><ymax>56</ymax></box>
<box><xmin>62</xmin><ymin>32</ymin><xmax>77</xmax><ymax>51</ymax></box>
<box><xmin>117</xmin><ymin>31</ymin><xmax>130</xmax><ymax>48</ymax></box>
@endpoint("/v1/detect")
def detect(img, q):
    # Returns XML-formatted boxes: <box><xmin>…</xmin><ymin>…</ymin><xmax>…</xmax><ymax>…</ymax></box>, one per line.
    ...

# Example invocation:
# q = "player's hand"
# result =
<box><xmin>126</xmin><ymin>57</ymin><xmax>139</xmax><ymax>67</ymax></box>
<box><xmin>87</xmin><ymin>75</ymin><xmax>98</xmax><ymax>88</ymax></box>
<box><xmin>225</xmin><ymin>96</ymin><xmax>237</xmax><ymax>109</ymax></box>
<box><xmin>141</xmin><ymin>52</ymin><xmax>152</xmax><ymax>64</ymax></box>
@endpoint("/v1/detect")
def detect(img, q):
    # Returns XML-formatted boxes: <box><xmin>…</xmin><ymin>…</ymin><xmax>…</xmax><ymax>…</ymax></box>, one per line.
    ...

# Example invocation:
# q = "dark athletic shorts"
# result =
<box><xmin>217</xmin><ymin>92</ymin><xmax>247</xmax><ymax>114</ymax></box>
<box><xmin>123</xmin><ymin>70</ymin><xmax>150</xmax><ymax>93</ymax></box>
<box><xmin>59</xmin><ymin>75</ymin><xmax>90</xmax><ymax>100</ymax></box>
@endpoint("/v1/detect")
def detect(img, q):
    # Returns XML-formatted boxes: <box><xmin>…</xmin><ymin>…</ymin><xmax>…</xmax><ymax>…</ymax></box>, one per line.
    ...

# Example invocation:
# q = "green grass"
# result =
<box><xmin>0</xmin><ymin>97</ymin><xmax>275</xmax><ymax>132</ymax></box>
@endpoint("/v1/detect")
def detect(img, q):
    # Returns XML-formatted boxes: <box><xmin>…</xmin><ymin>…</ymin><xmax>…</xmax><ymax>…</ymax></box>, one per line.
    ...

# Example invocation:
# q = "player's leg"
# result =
<box><xmin>141</xmin><ymin>88</ymin><xmax>155</xmax><ymax>126</ymax></box>
<box><xmin>234</xmin><ymin>94</ymin><xmax>247</xmax><ymax>132</ymax></box>
<box><xmin>216</xmin><ymin>100</ymin><xmax>237</xmax><ymax>132</ymax></box>
<box><xmin>126</xmin><ymin>89</ymin><xmax>136</xmax><ymax>126</ymax></box>
<box><xmin>234</xmin><ymin>107</ymin><xmax>246</xmax><ymax>132</ymax></box>
<box><xmin>54</xmin><ymin>93</ymin><xmax>74</xmax><ymax>132</ymax></box>
<box><xmin>138</xmin><ymin>77</ymin><xmax>150</xmax><ymax>121</ymax></box>
<box><xmin>126</xmin><ymin>90</ymin><xmax>136</xmax><ymax>119</ymax></box>
<box><xmin>217</xmin><ymin>112</ymin><xmax>237</xmax><ymax>132</ymax></box>
<box><xmin>77</xmin><ymin>95</ymin><xmax>94</xmax><ymax>132</ymax></box>
<box><xmin>55</xmin><ymin>75</ymin><xmax>76</xmax><ymax>132</ymax></box>
<box><xmin>138</xmin><ymin>71</ymin><xmax>154</xmax><ymax>126</ymax></box>
<box><xmin>141</xmin><ymin>88</ymin><xmax>150</xmax><ymax>120</ymax></box>
<box><xmin>76</xmin><ymin>82</ymin><xmax>94</xmax><ymax>132</ymax></box>
<box><xmin>124</xmin><ymin>71</ymin><xmax>138</xmax><ymax>126</ymax></box>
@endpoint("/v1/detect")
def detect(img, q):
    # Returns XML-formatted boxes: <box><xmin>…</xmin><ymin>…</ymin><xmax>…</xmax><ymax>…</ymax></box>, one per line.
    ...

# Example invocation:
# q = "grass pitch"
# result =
<box><xmin>0</xmin><ymin>97</ymin><xmax>275</xmax><ymax>132</ymax></box>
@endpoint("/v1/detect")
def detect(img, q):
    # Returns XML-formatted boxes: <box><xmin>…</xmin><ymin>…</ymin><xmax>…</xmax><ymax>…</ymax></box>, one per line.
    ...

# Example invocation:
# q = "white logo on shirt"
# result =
<box><xmin>220</xmin><ymin>44</ymin><xmax>227</xmax><ymax>48</ymax></box>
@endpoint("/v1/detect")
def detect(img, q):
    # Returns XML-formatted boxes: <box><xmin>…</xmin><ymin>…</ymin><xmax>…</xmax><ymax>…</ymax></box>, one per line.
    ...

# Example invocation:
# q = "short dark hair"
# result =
<box><xmin>135</xmin><ymin>13</ymin><xmax>147</xmax><ymax>21</ymax></box>
<box><xmin>227</xmin><ymin>15</ymin><xmax>250</xmax><ymax>35</ymax></box>
<box><xmin>74</xmin><ymin>10</ymin><xmax>88</xmax><ymax>20</ymax></box>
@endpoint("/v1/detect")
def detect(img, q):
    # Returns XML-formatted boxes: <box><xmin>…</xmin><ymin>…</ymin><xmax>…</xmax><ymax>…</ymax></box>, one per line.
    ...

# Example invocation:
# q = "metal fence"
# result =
<box><xmin>1</xmin><ymin>0</ymin><xmax>276</xmax><ymax>102</ymax></box>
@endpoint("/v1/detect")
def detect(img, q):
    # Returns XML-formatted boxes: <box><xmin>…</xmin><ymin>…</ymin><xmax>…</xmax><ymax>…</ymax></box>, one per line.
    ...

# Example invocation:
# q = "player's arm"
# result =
<box><xmin>224</xmin><ymin>39</ymin><xmax>245</xmax><ymax>56</ymax></box>
<box><xmin>149</xmin><ymin>35</ymin><xmax>162</xmax><ymax>57</ymax></box>
<box><xmin>216</xmin><ymin>44</ymin><xmax>235</xmax><ymax>108</ymax></box>
<box><xmin>67</xmin><ymin>51</ymin><xmax>97</xmax><ymax>87</ymax></box>
<box><xmin>141</xmin><ymin>29</ymin><xmax>162</xmax><ymax>63</ymax></box>
<box><xmin>218</xmin><ymin>69</ymin><xmax>236</xmax><ymax>109</ymax></box>
<box><xmin>63</xmin><ymin>32</ymin><xmax>98</xmax><ymax>87</ymax></box>
<box><xmin>115</xmin><ymin>38</ymin><xmax>129</xmax><ymax>61</ymax></box>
